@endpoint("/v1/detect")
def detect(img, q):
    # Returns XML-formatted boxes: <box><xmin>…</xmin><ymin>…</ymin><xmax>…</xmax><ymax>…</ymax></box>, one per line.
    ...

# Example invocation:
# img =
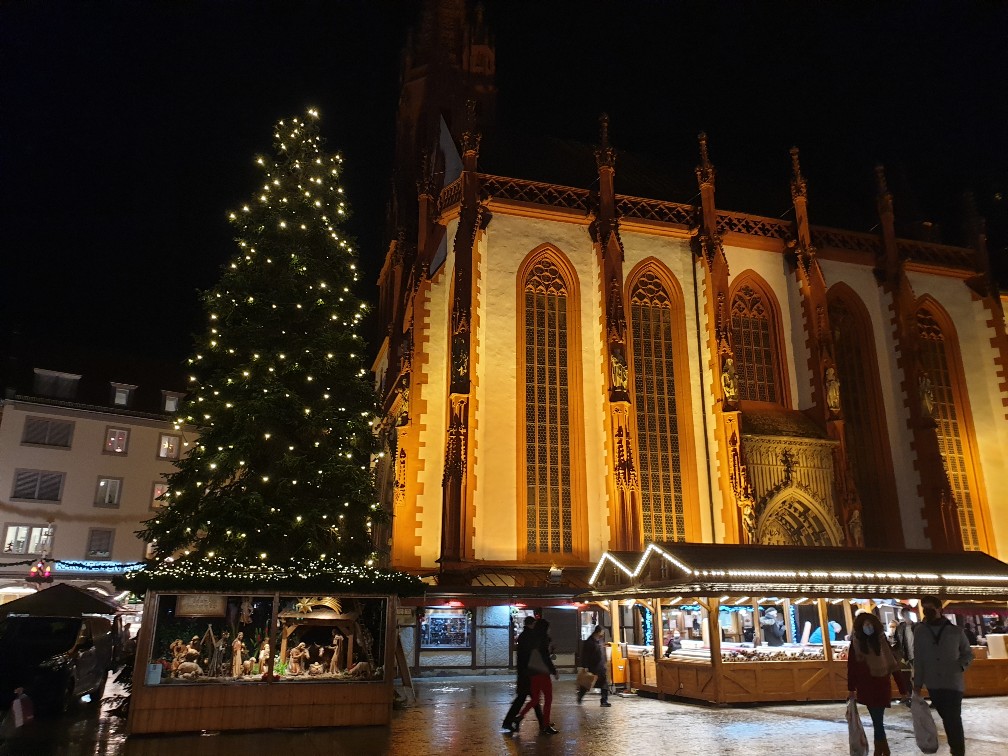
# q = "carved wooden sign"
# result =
<box><xmin>175</xmin><ymin>594</ymin><xmax>227</xmax><ymax>617</ymax></box>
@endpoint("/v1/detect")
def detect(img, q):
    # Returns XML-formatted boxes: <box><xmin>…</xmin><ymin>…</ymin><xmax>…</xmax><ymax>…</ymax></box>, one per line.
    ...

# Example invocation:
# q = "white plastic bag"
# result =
<box><xmin>846</xmin><ymin>697</ymin><xmax>869</xmax><ymax>756</ymax></box>
<box><xmin>911</xmin><ymin>692</ymin><xmax>939</xmax><ymax>753</ymax></box>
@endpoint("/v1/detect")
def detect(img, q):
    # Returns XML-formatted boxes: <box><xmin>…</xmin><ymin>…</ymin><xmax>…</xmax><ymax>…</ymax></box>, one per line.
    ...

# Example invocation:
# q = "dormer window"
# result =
<box><xmin>162</xmin><ymin>391</ymin><xmax>184</xmax><ymax>413</ymax></box>
<box><xmin>111</xmin><ymin>383</ymin><xmax>137</xmax><ymax>408</ymax></box>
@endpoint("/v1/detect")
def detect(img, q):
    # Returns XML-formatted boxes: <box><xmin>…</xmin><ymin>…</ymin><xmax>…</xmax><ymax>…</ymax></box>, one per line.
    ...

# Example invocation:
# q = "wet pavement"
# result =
<box><xmin>2</xmin><ymin>673</ymin><xmax>1006</xmax><ymax>755</ymax></box>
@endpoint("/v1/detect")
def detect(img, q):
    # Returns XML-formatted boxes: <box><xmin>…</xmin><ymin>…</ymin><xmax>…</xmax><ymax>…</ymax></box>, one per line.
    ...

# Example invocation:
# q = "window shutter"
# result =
<box><xmin>37</xmin><ymin>472</ymin><xmax>63</xmax><ymax>501</ymax></box>
<box><xmin>22</xmin><ymin>418</ymin><xmax>49</xmax><ymax>445</ymax></box>
<box><xmin>48</xmin><ymin>420</ymin><xmax>73</xmax><ymax>447</ymax></box>
<box><xmin>13</xmin><ymin>470</ymin><xmax>40</xmax><ymax>498</ymax></box>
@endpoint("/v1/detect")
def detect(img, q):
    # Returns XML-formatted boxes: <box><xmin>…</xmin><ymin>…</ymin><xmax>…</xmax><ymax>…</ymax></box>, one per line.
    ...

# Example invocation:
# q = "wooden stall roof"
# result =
<box><xmin>582</xmin><ymin>542</ymin><xmax>1008</xmax><ymax>602</ymax></box>
<box><xmin>398</xmin><ymin>562</ymin><xmax>594</xmax><ymax>607</ymax></box>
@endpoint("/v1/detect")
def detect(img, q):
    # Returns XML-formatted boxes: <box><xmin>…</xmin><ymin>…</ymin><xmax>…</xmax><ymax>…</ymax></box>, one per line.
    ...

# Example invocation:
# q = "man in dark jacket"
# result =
<box><xmin>502</xmin><ymin>616</ymin><xmax>543</xmax><ymax>731</ymax></box>
<box><xmin>914</xmin><ymin>596</ymin><xmax>974</xmax><ymax>756</ymax></box>
<box><xmin>577</xmin><ymin>625</ymin><xmax>611</xmax><ymax>706</ymax></box>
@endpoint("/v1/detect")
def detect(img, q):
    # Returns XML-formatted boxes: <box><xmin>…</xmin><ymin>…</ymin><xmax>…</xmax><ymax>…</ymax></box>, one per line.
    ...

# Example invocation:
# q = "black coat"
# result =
<box><xmin>581</xmin><ymin>635</ymin><xmax>606</xmax><ymax>675</ymax></box>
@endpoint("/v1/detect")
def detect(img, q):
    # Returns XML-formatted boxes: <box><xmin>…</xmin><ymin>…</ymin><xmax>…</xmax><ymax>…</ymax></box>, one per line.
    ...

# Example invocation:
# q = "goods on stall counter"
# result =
<box><xmin>721</xmin><ymin>648</ymin><xmax>826</xmax><ymax>662</ymax></box>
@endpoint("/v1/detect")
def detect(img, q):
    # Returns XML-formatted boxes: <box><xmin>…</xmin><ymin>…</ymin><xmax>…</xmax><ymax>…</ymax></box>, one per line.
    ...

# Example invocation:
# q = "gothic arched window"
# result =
<box><xmin>917</xmin><ymin>306</ymin><xmax>985</xmax><ymax>551</ymax></box>
<box><xmin>828</xmin><ymin>286</ymin><xmax>902</xmax><ymax>548</ymax></box>
<box><xmin>629</xmin><ymin>271</ymin><xmax>686</xmax><ymax>541</ymax></box>
<box><xmin>521</xmin><ymin>254</ymin><xmax>578</xmax><ymax>558</ymax></box>
<box><xmin>730</xmin><ymin>278</ymin><xmax>784</xmax><ymax>403</ymax></box>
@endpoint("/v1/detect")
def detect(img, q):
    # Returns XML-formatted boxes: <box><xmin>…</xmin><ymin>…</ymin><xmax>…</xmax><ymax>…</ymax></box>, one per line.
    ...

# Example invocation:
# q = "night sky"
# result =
<box><xmin>2</xmin><ymin>1</ymin><xmax>1006</xmax><ymax>382</ymax></box>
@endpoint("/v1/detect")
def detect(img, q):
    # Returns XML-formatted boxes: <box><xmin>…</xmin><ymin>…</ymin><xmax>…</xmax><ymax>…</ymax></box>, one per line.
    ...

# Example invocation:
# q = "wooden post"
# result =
<box><xmin>817</xmin><ymin>598</ymin><xmax>834</xmax><ymax>662</ymax></box>
<box><xmin>654</xmin><ymin>598</ymin><xmax>664</xmax><ymax>657</ymax></box>
<box><xmin>783</xmin><ymin>598</ymin><xmax>795</xmax><ymax>643</ymax></box>
<box><xmin>609</xmin><ymin>600</ymin><xmax>622</xmax><ymax>644</ymax></box>
<box><xmin>704</xmin><ymin>597</ymin><xmax>724</xmax><ymax>703</ymax></box>
<box><xmin>751</xmin><ymin>599</ymin><xmax>763</xmax><ymax>646</ymax></box>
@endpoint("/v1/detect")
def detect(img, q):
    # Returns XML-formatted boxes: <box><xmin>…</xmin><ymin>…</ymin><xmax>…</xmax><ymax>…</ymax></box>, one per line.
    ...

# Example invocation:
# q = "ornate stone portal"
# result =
<box><xmin>742</xmin><ymin>421</ymin><xmax>846</xmax><ymax>547</ymax></box>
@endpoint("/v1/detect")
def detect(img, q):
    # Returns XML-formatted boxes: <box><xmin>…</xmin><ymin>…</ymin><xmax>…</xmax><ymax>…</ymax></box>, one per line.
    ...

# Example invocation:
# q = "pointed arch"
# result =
<box><xmin>827</xmin><ymin>282</ymin><xmax>903</xmax><ymax>548</ymax></box>
<box><xmin>515</xmin><ymin>245</ymin><xmax>588</xmax><ymax>563</ymax></box>
<box><xmin>624</xmin><ymin>259</ymin><xmax>700</xmax><ymax>542</ymax></box>
<box><xmin>914</xmin><ymin>295</ymin><xmax>993</xmax><ymax>552</ymax></box>
<box><xmin>728</xmin><ymin>271</ymin><xmax>790</xmax><ymax>406</ymax></box>
<box><xmin>756</xmin><ymin>488</ymin><xmax>844</xmax><ymax>547</ymax></box>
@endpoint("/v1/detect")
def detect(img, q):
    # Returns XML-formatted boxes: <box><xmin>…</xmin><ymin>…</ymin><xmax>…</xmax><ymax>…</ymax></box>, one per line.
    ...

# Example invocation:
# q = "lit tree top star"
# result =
<box><xmin>141</xmin><ymin>109</ymin><xmax>385</xmax><ymax>566</ymax></box>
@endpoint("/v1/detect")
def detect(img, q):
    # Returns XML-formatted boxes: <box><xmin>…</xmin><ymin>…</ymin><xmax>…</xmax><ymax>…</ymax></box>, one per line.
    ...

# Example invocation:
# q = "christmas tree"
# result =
<box><xmin>141</xmin><ymin>109</ymin><xmax>384</xmax><ymax>567</ymax></box>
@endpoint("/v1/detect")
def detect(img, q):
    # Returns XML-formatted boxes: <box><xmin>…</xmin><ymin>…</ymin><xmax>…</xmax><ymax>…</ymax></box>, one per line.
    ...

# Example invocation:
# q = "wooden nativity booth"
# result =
<box><xmin>119</xmin><ymin>564</ymin><xmax>421</xmax><ymax>735</ymax></box>
<box><xmin>581</xmin><ymin>542</ymin><xmax>1008</xmax><ymax>705</ymax></box>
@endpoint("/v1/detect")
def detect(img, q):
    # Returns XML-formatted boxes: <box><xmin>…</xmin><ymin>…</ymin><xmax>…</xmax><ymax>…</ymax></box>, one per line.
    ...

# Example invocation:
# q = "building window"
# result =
<box><xmin>3</xmin><ymin>525</ymin><xmax>54</xmax><ymax>555</ymax></box>
<box><xmin>730</xmin><ymin>281</ymin><xmax>782</xmax><ymax>404</ymax></box>
<box><xmin>163</xmin><ymin>394</ymin><xmax>180</xmax><ymax>413</ymax></box>
<box><xmin>95</xmin><ymin>477</ymin><xmax>123</xmax><ymax>508</ymax></box>
<box><xmin>151</xmin><ymin>482</ymin><xmax>169</xmax><ymax>509</ymax></box>
<box><xmin>12</xmin><ymin>469</ymin><xmax>64</xmax><ymax>502</ymax></box>
<box><xmin>828</xmin><ymin>288</ymin><xmax>901</xmax><ymax>548</ymax></box>
<box><xmin>419</xmin><ymin>608</ymin><xmax>471</xmax><ymax>649</ymax></box>
<box><xmin>630</xmin><ymin>272</ymin><xmax>685</xmax><ymax>541</ymax></box>
<box><xmin>917</xmin><ymin>307</ymin><xmax>983</xmax><ymax>551</ymax></box>
<box><xmin>523</xmin><ymin>256</ymin><xmax>574</xmax><ymax>557</ymax></box>
<box><xmin>86</xmin><ymin>528</ymin><xmax>114</xmax><ymax>559</ymax></box>
<box><xmin>105</xmin><ymin>427</ymin><xmax>130</xmax><ymax>455</ymax></box>
<box><xmin>111</xmin><ymin>383</ymin><xmax>136</xmax><ymax>407</ymax></box>
<box><xmin>158</xmin><ymin>434</ymin><xmax>180</xmax><ymax>460</ymax></box>
<box><xmin>21</xmin><ymin>416</ymin><xmax>74</xmax><ymax>448</ymax></box>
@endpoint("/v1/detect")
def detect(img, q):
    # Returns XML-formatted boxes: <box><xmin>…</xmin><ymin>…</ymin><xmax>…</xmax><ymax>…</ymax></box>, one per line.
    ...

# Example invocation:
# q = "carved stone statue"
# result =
<box><xmin>848</xmin><ymin>509</ymin><xmax>864</xmax><ymax>547</ymax></box>
<box><xmin>721</xmin><ymin>357</ymin><xmax>739</xmax><ymax>404</ymax></box>
<box><xmin>610</xmin><ymin>348</ymin><xmax>628</xmax><ymax>391</ymax></box>
<box><xmin>919</xmin><ymin>372</ymin><xmax>936</xmax><ymax>420</ymax></box>
<box><xmin>231</xmin><ymin>632</ymin><xmax>246</xmax><ymax>677</ymax></box>
<box><xmin>825</xmin><ymin>366</ymin><xmax>841</xmax><ymax>414</ymax></box>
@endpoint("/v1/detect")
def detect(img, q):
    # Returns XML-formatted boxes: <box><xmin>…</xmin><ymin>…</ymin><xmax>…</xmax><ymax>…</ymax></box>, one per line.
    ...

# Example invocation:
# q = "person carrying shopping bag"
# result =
<box><xmin>516</xmin><ymin>618</ymin><xmax>559</xmax><ymax>735</ymax></box>
<box><xmin>847</xmin><ymin>612</ymin><xmax>900</xmax><ymax>756</ymax></box>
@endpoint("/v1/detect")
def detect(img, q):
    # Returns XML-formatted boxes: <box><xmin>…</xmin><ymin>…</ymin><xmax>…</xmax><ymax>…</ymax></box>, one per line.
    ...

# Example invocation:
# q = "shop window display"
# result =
<box><xmin>420</xmin><ymin>608</ymin><xmax>471</xmax><ymax>649</ymax></box>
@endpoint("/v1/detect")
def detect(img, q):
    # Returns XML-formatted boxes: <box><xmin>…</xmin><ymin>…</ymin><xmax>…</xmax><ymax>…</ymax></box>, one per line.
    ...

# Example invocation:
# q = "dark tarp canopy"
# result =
<box><xmin>0</xmin><ymin>583</ymin><xmax>123</xmax><ymax>617</ymax></box>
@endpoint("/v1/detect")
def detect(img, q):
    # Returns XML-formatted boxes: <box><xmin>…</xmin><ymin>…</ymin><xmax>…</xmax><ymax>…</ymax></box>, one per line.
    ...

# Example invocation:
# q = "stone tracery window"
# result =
<box><xmin>629</xmin><ymin>272</ymin><xmax>685</xmax><ymax>541</ymax></box>
<box><xmin>916</xmin><ymin>308</ymin><xmax>981</xmax><ymax>550</ymax></box>
<box><xmin>522</xmin><ymin>257</ymin><xmax>573</xmax><ymax>555</ymax></box>
<box><xmin>730</xmin><ymin>283</ymin><xmax>781</xmax><ymax>403</ymax></box>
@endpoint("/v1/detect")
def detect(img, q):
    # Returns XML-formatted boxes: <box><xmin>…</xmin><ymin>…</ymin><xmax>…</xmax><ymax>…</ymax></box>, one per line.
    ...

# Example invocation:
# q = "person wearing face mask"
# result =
<box><xmin>847</xmin><ymin>612</ymin><xmax>900</xmax><ymax>756</ymax></box>
<box><xmin>913</xmin><ymin>596</ymin><xmax>973</xmax><ymax>756</ymax></box>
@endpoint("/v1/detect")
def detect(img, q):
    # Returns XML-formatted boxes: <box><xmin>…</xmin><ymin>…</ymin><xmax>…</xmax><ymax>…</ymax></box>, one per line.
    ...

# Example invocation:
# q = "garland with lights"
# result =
<box><xmin>138</xmin><ymin>109</ymin><xmax>389</xmax><ymax>568</ymax></box>
<box><xmin>111</xmin><ymin>557</ymin><xmax>424</xmax><ymax>597</ymax></box>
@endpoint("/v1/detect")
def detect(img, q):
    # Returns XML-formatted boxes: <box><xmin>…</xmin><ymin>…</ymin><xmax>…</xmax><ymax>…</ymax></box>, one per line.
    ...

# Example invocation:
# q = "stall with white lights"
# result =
<box><xmin>582</xmin><ymin>542</ymin><xmax>1008</xmax><ymax>704</ymax></box>
<box><xmin>117</xmin><ymin>559</ymin><xmax>422</xmax><ymax>734</ymax></box>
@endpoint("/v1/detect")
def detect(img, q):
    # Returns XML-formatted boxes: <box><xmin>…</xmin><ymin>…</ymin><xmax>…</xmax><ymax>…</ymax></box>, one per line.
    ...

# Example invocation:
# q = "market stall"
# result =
<box><xmin>117</xmin><ymin>560</ymin><xmax>422</xmax><ymax>734</ymax></box>
<box><xmin>581</xmin><ymin>542</ymin><xmax>1008</xmax><ymax>704</ymax></box>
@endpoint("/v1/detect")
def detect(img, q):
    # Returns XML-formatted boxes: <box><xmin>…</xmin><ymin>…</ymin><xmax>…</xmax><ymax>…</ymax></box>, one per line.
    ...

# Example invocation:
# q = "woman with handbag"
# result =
<box><xmin>517</xmin><ymin>619</ymin><xmax>560</xmax><ymax>735</ymax></box>
<box><xmin>847</xmin><ymin>612</ymin><xmax>901</xmax><ymax>756</ymax></box>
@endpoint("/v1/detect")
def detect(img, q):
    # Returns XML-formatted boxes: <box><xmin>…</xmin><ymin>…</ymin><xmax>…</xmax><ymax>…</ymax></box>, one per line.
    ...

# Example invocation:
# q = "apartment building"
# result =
<box><xmin>0</xmin><ymin>366</ymin><xmax>192</xmax><ymax>604</ymax></box>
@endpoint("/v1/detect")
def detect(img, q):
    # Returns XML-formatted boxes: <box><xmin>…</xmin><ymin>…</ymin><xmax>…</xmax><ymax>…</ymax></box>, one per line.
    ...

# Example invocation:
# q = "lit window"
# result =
<box><xmin>111</xmin><ymin>383</ymin><xmax>136</xmax><ymax>407</ymax></box>
<box><xmin>86</xmin><ymin>528</ymin><xmax>114</xmax><ymax>559</ymax></box>
<box><xmin>12</xmin><ymin>469</ymin><xmax>64</xmax><ymax>502</ymax></box>
<box><xmin>3</xmin><ymin>525</ymin><xmax>54</xmax><ymax>555</ymax></box>
<box><xmin>151</xmin><ymin>482</ymin><xmax>169</xmax><ymax>509</ymax></box>
<box><xmin>95</xmin><ymin>477</ymin><xmax>123</xmax><ymax>508</ymax></box>
<box><xmin>105</xmin><ymin>427</ymin><xmax>130</xmax><ymax>454</ymax></box>
<box><xmin>419</xmin><ymin>608</ymin><xmax>471</xmax><ymax>649</ymax></box>
<box><xmin>164</xmin><ymin>395</ymin><xmax>179</xmax><ymax>413</ymax></box>
<box><xmin>158</xmin><ymin>434</ymin><xmax>180</xmax><ymax>460</ymax></box>
<box><xmin>730</xmin><ymin>282</ymin><xmax>782</xmax><ymax>403</ymax></box>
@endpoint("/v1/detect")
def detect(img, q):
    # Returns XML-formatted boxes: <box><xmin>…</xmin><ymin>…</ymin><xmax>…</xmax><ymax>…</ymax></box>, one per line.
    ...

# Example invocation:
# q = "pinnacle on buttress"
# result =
<box><xmin>790</xmin><ymin>146</ymin><xmax>807</xmax><ymax>201</ymax></box>
<box><xmin>595</xmin><ymin>113</ymin><xmax>615</xmax><ymax>169</ymax></box>
<box><xmin>696</xmin><ymin>131</ymin><xmax>715</xmax><ymax>187</ymax></box>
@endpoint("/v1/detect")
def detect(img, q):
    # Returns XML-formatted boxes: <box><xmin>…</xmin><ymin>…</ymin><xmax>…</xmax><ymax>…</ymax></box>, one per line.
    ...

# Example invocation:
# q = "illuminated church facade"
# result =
<box><xmin>371</xmin><ymin>2</ymin><xmax>1008</xmax><ymax>593</ymax></box>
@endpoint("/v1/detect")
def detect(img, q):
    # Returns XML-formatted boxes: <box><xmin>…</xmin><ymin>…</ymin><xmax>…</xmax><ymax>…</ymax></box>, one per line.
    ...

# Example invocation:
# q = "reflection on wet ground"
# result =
<box><xmin>2</xmin><ymin>674</ymin><xmax>1006</xmax><ymax>755</ymax></box>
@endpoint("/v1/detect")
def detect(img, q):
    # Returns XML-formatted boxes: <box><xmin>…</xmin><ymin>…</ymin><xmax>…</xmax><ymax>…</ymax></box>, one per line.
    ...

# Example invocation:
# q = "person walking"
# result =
<box><xmin>847</xmin><ymin>612</ymin><xmax>900</xmax><ymax>756</ymax></box>
<box><xmin>502</xmin><ymin>616</ymin><xmax>544</xmax><ymax>732</ymax></box>
<box><xmin>914</xmin><ymin>596</ymin><xmax>974</xmax><ymax>756</ymax></box>
<box><xmin>516</xmin><ymin>618</ymin><xmax>559</xmax><ymax>735</ymax></box>
<box><xmin>577</xmin><ymin>625</ymin><xmax>611</xmax><ymax>706</ymax></box>
<box><xmin>893</xmin><ymin>606</ymin><xmax>916</xmax><ymax>704</ymax></box>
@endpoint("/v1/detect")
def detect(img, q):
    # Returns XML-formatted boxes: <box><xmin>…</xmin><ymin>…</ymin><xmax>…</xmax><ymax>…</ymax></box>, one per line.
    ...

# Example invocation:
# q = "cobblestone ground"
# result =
<box><xmin>2</xmin><ymin>674</ymin><xmax>1006</xmax><ymax>755</ymax></box>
